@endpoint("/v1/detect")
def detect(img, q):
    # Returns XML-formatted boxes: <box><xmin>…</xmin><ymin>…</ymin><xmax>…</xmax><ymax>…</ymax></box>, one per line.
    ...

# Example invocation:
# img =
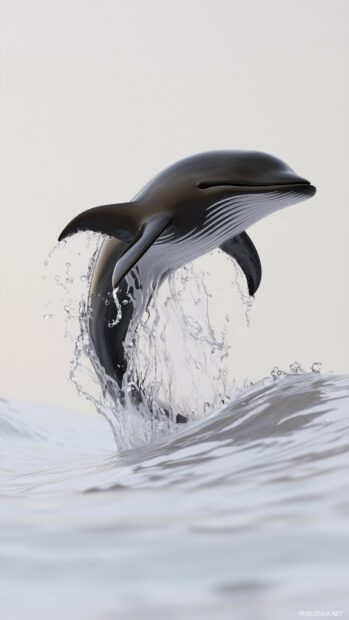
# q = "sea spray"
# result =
<box><xmin>44</xmin><ymin>234</ymin><xmax>241</xmax><ymax>449</ymax></box>
<box><xmin>45</xmin><ymin>235</ymin><xmax>323</xmax><ymax>451</ymax></box>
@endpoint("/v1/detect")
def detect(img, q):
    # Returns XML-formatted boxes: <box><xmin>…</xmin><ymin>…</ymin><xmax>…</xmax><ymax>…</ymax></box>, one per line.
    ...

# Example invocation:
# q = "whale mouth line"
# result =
<box><xmin>197</xmin><ymin>181</ymin><xmax>313</xmax><ymax>192</ymax></box>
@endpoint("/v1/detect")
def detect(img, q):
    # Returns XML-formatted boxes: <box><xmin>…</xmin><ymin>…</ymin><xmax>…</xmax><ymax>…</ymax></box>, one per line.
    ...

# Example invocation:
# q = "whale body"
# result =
<box><xmin>59</xmin><ymin>150</ymin><xmax>316</xmax><ymax>393</ymax></box>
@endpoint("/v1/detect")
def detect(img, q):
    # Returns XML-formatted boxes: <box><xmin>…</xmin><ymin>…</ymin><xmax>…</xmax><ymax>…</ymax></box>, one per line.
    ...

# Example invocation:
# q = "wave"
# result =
<box><xmin>1</xmin><ymin>371</ymin><xmax>348</xmax><ymax>498</ymax></box>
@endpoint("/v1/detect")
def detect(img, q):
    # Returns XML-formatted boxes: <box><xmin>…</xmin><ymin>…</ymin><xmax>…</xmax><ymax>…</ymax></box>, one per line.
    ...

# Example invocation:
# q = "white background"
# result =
<box><xmin>1</xmin><ymin>0</ymin><xmax>348</xmax><ymax>412</ymax></box>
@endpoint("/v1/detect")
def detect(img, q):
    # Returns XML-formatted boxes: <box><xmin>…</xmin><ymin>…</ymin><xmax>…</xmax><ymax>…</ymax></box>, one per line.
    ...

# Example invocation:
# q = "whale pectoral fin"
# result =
<box><xmin>58</xmin><ymin>203</ymin><xmax>140</xmax><ymax>243</ymax></box>
<box><xmin>220</xmin><ymin>232</ymin><xmax>262</xmax><ymax>296</ymax></box>
<box><xmin>112</xmin><ymin>214</ymin><xmax>171</xmax><ymax>289</ymax></box>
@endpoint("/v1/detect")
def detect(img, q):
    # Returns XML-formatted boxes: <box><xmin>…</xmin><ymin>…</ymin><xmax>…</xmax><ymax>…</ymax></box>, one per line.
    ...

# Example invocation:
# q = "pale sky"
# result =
<box><xmin>1</xmin><ymin>0</ymin><xmax>348</xmax><ymax>413</ymax></box>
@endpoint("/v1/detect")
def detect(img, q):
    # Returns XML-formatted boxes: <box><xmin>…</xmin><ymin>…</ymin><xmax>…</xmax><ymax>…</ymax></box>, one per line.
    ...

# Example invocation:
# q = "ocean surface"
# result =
<box><xmin>1</xmin><ymin>371</ymin><xmax>349</xmax><ymax>620</ymax></box>
<box><xmin>2</xmin><ymin>239</ymin><xmax>348</xmax><ymax>619</ymax></box>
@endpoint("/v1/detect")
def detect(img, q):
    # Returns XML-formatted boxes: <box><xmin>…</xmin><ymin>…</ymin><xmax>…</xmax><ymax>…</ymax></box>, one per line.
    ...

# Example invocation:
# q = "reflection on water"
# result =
<box><xmin>1</xmin><ymin>371</ymin><xmax>349</xmax><ymax>620</ymax></box>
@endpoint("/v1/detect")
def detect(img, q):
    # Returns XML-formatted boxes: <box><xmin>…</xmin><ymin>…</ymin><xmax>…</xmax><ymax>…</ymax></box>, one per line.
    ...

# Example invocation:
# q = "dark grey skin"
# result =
<box><xmin>59</xmin><ymin>151</ymin><xmax>316</xmax><ymax>409</ymax></box>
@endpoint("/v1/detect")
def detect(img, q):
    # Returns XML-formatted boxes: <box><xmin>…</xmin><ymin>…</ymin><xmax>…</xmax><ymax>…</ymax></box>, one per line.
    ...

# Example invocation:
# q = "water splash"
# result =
<box><xmin>228</xmin><ymin>248</ymin><xmax>255</xmax><ymax>326</ymax></box>
<box><xmin>125</xmin><ymin>264</ymin><xmax>235</xmax><ymax>420</ymax></box>
<box><xmin>45</xmin><ymin>237</ymin><xmax>325</xmax><ymax>451</ymax></box>
<box><xmin>270</xmin><ymin>361</ymin><xmax>323</xmax><ymax>382</ymax></box>
<box><xmin>44</xmin><ymin>236</ymin><xmax>241</xmax><ymax>449</ymax></box>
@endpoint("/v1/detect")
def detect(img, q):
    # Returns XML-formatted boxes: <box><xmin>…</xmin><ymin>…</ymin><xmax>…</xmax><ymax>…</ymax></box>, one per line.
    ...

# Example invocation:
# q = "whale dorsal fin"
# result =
<box><xmin>112</xmin><ymin>214</ymin><xmax>171</xmax><ymax>289</ymax></box>
<box><xmin>220</xmin><ymin>232</ymin><xmax>262</xmax><ymax>296</ymax></box>
<box><xmin>58</xmin><ymin>202</ymin><xmax>141</xmax><ymax>243</ymax></box>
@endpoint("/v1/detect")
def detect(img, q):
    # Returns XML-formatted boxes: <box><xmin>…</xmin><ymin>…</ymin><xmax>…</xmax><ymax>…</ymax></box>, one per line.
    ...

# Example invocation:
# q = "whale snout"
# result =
<box><xmin>298</xmin><ymin>183</ymin><xmax>316</xmax><ymax>198</ymax></box>
<box><xmin>277</xmin><ymin>170</ymin><xmax>316</xmax><ymax>198</ymax></box>
<box><xmin>273</xmin><ymin>175</ymin><xmax>316</xmax><ymax>201</ymax></box>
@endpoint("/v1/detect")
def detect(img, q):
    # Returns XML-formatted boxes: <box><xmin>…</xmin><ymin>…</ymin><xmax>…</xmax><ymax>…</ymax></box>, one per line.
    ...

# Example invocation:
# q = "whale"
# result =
<box><xmin>59</xmin><ymin>150</ymin><xmax>316</xmax><ymax>407</ymax></box>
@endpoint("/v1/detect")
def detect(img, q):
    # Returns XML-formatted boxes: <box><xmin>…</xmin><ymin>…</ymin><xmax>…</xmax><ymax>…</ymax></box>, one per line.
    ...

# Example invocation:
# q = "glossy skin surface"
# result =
<box><xmin>59</xmin><ymin>151</ymin><xmax>316</xmax><ymax>389</ymax></box>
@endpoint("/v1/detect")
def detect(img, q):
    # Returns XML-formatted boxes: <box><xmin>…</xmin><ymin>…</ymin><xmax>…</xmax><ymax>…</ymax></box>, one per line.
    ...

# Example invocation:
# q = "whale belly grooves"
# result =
<box><xmin>156</xmin><ymin>189</ymin><xmax>304</xmax><ymax>265</ymax></box>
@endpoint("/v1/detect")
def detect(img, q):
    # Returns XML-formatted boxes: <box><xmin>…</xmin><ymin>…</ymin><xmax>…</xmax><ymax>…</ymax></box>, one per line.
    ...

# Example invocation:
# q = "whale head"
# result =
<box><xmin>139</xmin><ymin>150</ymin><xmax>316</xmax><ymax>247</ymax></box>
<box><xmin>195</xmin><ymin>150</ymin><xmax>316</xmax><ymax>231</ymax></box>
<box><xmin>194</xmin><ymin>150</ymin><xmax>313</xmax><ymax>189</ymax></box>
<box><xmin>150</xmin><ymin>150</ymin><xmax>316</xmax><ymax>204</ymax></box>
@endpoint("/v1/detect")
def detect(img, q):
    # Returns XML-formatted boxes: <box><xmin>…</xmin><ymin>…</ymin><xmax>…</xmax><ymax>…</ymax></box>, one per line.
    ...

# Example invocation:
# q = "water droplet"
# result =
<box><xmin>311</xmin><ymin>362</ymin><xmax>322</xmax><ymax>374</ymax></box>
<box><xmin>271</xmin><ymin>366</ymin><xmax>287</xmax><ymax>381</ymax></box>
<box><xmin>271</xmin><ymin>367</ymin><xmax>279</xmax><ymax>380</ymax></box>
<box><xmin>289</xmin><ymin>362</ymin><xmax>303</xmax><ymax>374</ymax></box>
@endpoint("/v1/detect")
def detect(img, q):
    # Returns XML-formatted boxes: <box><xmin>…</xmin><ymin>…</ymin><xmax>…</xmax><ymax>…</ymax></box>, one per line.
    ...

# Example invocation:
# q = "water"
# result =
<box><xmin>1</xmin><ymin>372</ymin><xmax>349</xmax><ymax>619</ymax></box>
<box><xmin>50</xmin><ymin>236</ymin><xmax>240</xmax><ymax>450</ymax></box>
<box><xmin>1</xmin><ymin>238</ymin><xmax>348</xmax><ymax>619</ymax></box>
